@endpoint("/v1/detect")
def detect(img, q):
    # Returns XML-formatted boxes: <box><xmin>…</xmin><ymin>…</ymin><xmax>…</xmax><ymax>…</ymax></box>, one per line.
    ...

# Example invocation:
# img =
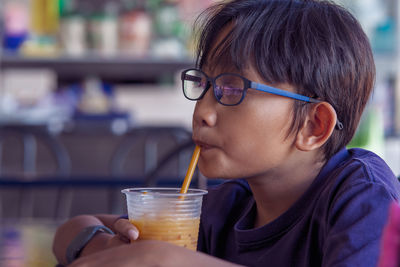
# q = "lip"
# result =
<box><xmin>193</xmin><ymin>139</ymin><xmax>216</xmax><ymax>150</ymax></box>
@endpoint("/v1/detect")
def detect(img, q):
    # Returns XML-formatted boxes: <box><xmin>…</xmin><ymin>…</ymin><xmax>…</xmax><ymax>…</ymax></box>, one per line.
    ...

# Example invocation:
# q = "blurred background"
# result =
<box><xmin>0</xmin><ymin>0</ymin><xmax>399</xmax><ymax>214</ymax></box>
<box><xmin>0</xmin><ymin>0</ymin><xmax>399</xmax><ymax>215</ymax></box>
<box><xmin>0</xmin><ymin>0</ymin><xmax>399</xmax><ymax>265</ymax></box>
<box><xmin>0</xmin><ymin>0</ymin><xmax>211</xmax><ymax>220</ymax></box>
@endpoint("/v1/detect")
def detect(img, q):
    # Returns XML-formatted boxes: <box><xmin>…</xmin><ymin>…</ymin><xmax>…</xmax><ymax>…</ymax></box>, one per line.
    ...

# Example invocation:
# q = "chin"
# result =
<box><xmin>198</xmin><ymin>162</ymin><xmax>240</xmax><ymax>179</ymax></box>
<box><xmin>198</xmin><ymin>163</ymin><xmax>223</xmax><ymax>179</ymax></box>
<box><xmin>199</xmin><ymin>169</ymin><xmax>222</xmax><ymax>179</ymax></box>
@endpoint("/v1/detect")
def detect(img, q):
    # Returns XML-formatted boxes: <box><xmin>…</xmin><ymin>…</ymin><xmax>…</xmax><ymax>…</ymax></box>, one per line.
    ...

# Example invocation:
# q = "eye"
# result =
<box><xmin>213</xmin><ymin>74</ymin><xmax>245</xmax><ymax>105</ymax></box>
<box><xmin>220</xmin><ymin>85</ymin><xmax>243</xmax><ymax>96</ymax></box>
<box><xmin>199</xmin><ymin>81</ymin><xmax>207</xmax><ymax>88</ymax></box>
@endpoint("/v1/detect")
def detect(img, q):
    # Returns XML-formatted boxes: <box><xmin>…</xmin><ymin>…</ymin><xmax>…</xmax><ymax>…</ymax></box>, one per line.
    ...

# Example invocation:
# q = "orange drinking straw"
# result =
<box><xmin>180</xmin><ymin>145</ymin><xmax>201</xmax><ymax>194</ymax></box>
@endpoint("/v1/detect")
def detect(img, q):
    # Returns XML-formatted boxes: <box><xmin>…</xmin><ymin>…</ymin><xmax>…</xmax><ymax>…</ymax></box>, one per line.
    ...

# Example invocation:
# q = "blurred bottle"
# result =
<box><xmin>88</xmin><ymin>2</ymin><xmax>119</xmax><ymax>57</ymax></box>
<box><xmin>31</xmin><ymin>0</ymin><xmax>59</xmax><ymax>36</ymax></box>
<box><xmin>20</xmin><ymin>0</ymin><xmax>60</xmax><ymax>56</ymax></box>
<box><xmin>3</xmin><ymin>1</ymin><xmax>29</xmax><ymax>52</ymax></box>
<box><xmin>59</xmin><ymin>0</ymin><xmax>86</xmax><ymax>56</ymax></box>
<box><xmin>119</xmin><ymin>1</ymin><xmax>152</xmax><ymax>57</ymax></box>
<box><xmin>152</xmin><ymin>2</ymin><xmax>186</xmax><ymax>58</ymax></box>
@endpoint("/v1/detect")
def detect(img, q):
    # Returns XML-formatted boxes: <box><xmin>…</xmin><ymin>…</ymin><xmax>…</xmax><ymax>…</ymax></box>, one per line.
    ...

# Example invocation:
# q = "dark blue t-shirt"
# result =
<box><xmin>197</xmin><ymin>148</ymin><xmax>400</xmax><ymax>266</ymax></box>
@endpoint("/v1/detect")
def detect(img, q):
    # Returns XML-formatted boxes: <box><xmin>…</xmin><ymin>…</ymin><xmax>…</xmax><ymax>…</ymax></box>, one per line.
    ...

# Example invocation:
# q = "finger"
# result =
<box><xmin>117</xmin><ymin>233</ymin><xmax>130</xmax><ymax>243</ymax></box>
<box><xmin>114</xmin><ymin>219</ymin><xmax>139</xmax><ymax>241</ymax></box>
<box><xmin>108</xmin><ymin>235</ymin><xmax>129</xmax><ymax>247</ymax></box>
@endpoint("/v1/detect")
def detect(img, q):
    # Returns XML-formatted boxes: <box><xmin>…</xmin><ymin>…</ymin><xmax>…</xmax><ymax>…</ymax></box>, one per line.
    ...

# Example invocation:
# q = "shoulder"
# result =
<box><xmin>319</xmin><ymin>147</ymin><xmax>400</xmax><ymax>229</ymax></box>
<box><xmin>334</xmin><ymin>148</ymin><xmax>399</xmax><ymax>196</ymax></box>
<box><xmin>316</xmin><ymin>148</ymin><xmax>400</xmax><ymax>266</ymax></box>
<box><xmin>312</xmin><ymin>147</ymin><xmax>400</xmax><ymax>211</ymax></box>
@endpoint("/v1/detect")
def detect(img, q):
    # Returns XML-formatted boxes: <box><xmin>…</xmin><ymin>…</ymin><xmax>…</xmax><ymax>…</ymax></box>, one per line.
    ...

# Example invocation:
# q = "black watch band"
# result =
<box><xmin>66</xmin><ymin>225</ymin><xmax>114</xmax><ymax>264</ymax></box>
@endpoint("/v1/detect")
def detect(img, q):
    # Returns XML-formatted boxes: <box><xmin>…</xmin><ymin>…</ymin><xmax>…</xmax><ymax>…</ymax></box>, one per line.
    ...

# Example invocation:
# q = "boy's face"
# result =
<box><xmin>192</xmin><ymin>65</ymin><xmax>298</xmax><ymax>179</ymax></box>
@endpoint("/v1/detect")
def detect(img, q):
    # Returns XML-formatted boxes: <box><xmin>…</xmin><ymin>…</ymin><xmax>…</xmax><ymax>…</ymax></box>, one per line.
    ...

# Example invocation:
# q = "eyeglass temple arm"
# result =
<box><xmin>182</xmin><ymin>73</ymin><xmax>202</xmax><ymax>83</ymax></box>
<box><xmin>251</xmin><ymin>82</ymin><xmax>343</xmax><ymax>130</ymax></box>
<box><xmin>251</xmin><ymin>82</ymin><xmax>320</xmax><ymax>103</ymax></box>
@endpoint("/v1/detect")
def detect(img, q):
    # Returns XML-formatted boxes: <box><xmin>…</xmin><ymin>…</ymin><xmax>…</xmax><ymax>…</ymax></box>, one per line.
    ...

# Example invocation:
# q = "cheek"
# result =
<box><xmin>197</xmin><ymin>124</ymin><xmax>279</xmax><ymax>178</ymax></box>
<box><xmin>236</xmin><ymin>99</ymin><xmax>292</xmax><ymax>146</ymax></box>
<box><xmin>202</xmin><ymin>101</ymin><xmax>293</xmax><ymax>177</ymax></box>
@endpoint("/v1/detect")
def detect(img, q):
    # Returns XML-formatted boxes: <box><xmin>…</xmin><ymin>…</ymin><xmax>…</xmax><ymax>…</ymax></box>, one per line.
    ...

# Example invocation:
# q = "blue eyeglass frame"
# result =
<box><xmin>181</xmin><ymin>68</ymin><xmax>344</xmax><ymax>130</ymax></box>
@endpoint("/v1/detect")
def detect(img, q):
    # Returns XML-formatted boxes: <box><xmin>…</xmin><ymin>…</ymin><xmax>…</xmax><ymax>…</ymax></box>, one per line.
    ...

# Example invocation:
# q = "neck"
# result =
<box><xmin>247</xmin><ymin>151</ymin><xmax>325</xmax><ymax>228</ymax></box>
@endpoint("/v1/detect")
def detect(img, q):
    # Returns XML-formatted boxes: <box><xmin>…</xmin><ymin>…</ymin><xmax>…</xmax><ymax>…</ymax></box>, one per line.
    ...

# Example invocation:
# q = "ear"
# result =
<box><xmin>295</xmin><ymin>102</ymin><xmax>337</xmax><ymax>151</ymax></box>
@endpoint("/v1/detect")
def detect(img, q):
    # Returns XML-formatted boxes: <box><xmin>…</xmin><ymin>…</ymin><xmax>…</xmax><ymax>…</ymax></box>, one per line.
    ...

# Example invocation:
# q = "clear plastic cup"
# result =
<box><xmin>122</xmin><ymin>188</ymin><xmax>207</xmax><ymax>251</ymax></box>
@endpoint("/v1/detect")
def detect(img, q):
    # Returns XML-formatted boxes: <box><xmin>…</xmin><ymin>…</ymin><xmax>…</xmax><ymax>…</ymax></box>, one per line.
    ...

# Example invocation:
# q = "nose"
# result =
<box><xmin>192</xmin><ymin>88</ymin><xmax>217</xmax><ymax>128</ymax></box>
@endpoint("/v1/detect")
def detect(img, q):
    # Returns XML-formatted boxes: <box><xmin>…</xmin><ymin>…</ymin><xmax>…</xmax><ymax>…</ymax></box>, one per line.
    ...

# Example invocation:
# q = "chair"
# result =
<box><xmin>0</xmin><ymin>124</ymin><xmax>71</xmax><ymax>220</ymax></box>
<box><xmin>110</xmin><ymin>126</ymin><xmax>194</xmax><ymax>185</ymax></box>
<box><xmin>0</xmin><ymin>125</ymin><xmax>70</xmax><ymax>177</ymax></box>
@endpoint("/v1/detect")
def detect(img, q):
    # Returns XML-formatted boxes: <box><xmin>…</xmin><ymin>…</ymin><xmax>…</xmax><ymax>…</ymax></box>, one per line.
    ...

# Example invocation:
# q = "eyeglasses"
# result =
<box><xmin>181</xmin><ymin>68</ymin><xmax>343</xmax><ymax>130</ymax></box>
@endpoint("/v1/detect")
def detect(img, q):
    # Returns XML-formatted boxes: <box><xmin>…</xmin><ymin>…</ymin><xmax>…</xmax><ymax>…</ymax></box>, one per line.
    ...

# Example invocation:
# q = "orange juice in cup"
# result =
<box><xmin>131</xmin><ymin>217</ymin><xmax>200</xmax><ymax>250</ymax></box>
<box><xmin>122</xmin><ymin>188</ymin><xmax>207</xmax><ymax>251</ymax></box>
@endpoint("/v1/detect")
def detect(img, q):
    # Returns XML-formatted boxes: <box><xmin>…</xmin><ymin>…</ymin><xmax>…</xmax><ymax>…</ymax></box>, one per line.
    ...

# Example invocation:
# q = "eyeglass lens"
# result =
<box><xmin>183</xmin><ymin>70</ymin><xmax>207</xmax><ymax>100</ymax></box>
<box><xmin>183</xmin><ymin>70</ymin><xmax>245</xmax><ymax>105</ymax></box>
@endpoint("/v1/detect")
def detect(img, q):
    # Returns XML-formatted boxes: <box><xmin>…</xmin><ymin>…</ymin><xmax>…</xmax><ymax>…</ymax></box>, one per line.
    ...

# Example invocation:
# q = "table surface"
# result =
<box><xmin>0</xmin><ymin>219</ymin><xmax>60</xmax><ymax>267</ymax></box>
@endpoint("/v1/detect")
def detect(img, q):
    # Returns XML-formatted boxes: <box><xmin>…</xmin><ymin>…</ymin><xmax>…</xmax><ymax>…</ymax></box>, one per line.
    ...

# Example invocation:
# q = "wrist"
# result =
<box><xmin>79</xmin><ymin>232</ymin><xmax>113</xmax><ymax>257</ymax></box>
<box><xmin>65</xmin><ymin>225</ymin><xmax>114</xmax><ymax>264</ymax></box>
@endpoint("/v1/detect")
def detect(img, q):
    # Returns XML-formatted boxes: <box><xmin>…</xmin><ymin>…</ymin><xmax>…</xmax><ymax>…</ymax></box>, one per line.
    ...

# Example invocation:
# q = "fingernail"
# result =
<box><xmin>128</xmin><ymin>229</ymin><xmax>139</xmax><ymax>240</ymax></box>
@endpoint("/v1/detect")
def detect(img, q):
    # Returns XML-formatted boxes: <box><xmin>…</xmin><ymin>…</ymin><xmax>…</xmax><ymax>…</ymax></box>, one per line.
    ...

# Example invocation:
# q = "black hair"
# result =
<box><xmin>194</xmin><ymin>0</ymin><xmax>375</xmax><ymax>160</ymax></box>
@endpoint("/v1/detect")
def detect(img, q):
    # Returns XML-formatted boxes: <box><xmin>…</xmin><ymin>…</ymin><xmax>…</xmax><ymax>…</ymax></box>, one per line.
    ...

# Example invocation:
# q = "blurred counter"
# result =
<box><xmin>0</xmin><ymin>219</ymin><xmax>59</xmax><ymax>267</ymax></box>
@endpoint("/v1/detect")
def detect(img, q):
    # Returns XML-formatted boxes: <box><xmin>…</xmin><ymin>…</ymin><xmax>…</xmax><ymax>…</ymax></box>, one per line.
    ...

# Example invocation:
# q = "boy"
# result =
<box><xmin>53</xmin><ymin>0</ymin><xmax>400</xmax><ymax>266</ymax></box>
